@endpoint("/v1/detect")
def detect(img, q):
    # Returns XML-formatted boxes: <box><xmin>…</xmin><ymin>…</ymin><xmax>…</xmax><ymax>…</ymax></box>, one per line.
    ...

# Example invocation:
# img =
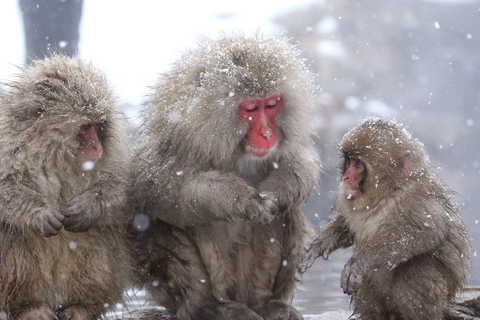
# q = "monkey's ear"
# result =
<box><xmin>397</xmin><ymin>150</ymin><xmax>411</xmax><ymax>176</ymax></box>
<box><xmin>29</xmin><ymin>105</ymin><xmax>45</xmax><ymax>119</ymax></box>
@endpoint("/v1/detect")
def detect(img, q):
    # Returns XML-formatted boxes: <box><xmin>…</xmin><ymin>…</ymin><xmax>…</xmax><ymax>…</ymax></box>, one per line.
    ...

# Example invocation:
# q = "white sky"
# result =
<box><xmin>0</xmin><ymin>0</ymin><xmax>314</xmax><ymax>105</ymax></box>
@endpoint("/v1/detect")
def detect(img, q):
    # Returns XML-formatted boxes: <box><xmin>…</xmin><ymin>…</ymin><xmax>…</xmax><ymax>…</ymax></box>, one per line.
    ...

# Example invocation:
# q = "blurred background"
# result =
<box><xmin>1</xmin><ymin>0</ymin><xmax>479</xmax><ymax>316</ymax></box>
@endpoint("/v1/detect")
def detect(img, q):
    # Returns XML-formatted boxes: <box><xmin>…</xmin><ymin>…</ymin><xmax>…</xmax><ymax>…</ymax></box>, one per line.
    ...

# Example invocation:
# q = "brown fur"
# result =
<box><xmin>302</xmin><ymin>117</ymin><xmax>470</xmax><ymax>320</ymax></box>
<box><xmin>128</xmin><ymin>34</ymin><xmax>321</xmax><ymax>320</ymax></box>
<box><xmin>0</xmin><ymin>56</ymin><xmax>131</xmax><ymax>319</ymax></box>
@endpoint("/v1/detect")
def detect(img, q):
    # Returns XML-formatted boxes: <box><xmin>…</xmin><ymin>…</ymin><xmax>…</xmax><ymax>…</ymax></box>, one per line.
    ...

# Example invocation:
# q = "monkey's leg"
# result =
<box><xmin>56</xmin><ymin>304</ymin><xmax>93</xmax><ymax>320</ymax></box>
<box><xmin>14</xmin><ymin>303</ymin><xmax>59</xmax><ymax>320</ymax></box>
<box><xmin>134</xmin><ymin>220</ymin><xmax>262</xmax><ymax>320</ymax></box>
<box><xmin>0</xmin><ymin>231</ymin><xmax>58</xmax><ymax>320</ymax></box>
<box><xmin>57</xmin><ymin>231</ymin><xmax>129</xmax><ymax>320</ymax></box>
<box><xmin>247</xmin><ymin>210</ymin><xmax>304</xmax><ymax>320</ymax></box>
<box><xmin>354</xmin><ymin>257</ymin><xmax>449</xmax><ymax>320</ymax></box>
<box><xmin>391</xmin><ymin>257</ymin><xmax>449</xmax><ymax>320</ymax></box>
<box><xmin>351</xmin><ymin>281</ymin><xmax>389</xmax><ymax>320</ymax></box>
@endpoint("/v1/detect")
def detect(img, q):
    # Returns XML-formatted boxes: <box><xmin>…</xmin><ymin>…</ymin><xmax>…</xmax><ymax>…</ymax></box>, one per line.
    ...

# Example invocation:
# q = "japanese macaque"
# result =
<box><xmin>301</xmin><ymin>117</ymin><xmax>470</xmax><ymax>320</ymax></box>
<box><xmin>0</xmin><ymin>56</ymin><xmax>131</xmax><ymax>320</ymax></box>
<box><xmin>129</xmin><ymin>34</ymin><xmax>321</xmax><ymax>320</ymax></box>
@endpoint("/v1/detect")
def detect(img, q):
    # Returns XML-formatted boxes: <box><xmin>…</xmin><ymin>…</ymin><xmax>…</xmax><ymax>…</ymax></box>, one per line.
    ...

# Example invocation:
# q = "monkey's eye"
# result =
<box><xmin>266</xmin><ymin>98</ymin><xmax>278</xmax><ymax>109</ymax></box>
<box><xmin>97</xmin><ymin>121</ymin><xmax>107</xmax><ymax>130</ymax></box>
<box><xmin>355</xmin><ymin>160</ymin><xmax>364</xmax><ymax>169</ymax></box>
<box><xmin>244</xmin><ymin>103</ymin><xmax>258</xmax><ymax>112</ymax></box>
<box><xmin>81</xmin><ymin>124</ymin><xmax>92</xmax><ymax>131</ymax></box>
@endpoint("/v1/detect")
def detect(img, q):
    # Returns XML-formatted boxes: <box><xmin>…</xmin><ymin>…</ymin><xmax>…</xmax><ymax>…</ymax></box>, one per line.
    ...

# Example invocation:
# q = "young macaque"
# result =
<box><xmin>129</xmin><ymin>34</ymin><xmax>321</xmax><ymax>320</ymax></box>
<box><xmin>301</xmin><ymin>117</ymin><xmax>469</xmax><ymax>320</ymax></box>
<box><xmin>0</xmin><ymin>55</ymin><xmax>131</xmax><ymax>320</ymax></box>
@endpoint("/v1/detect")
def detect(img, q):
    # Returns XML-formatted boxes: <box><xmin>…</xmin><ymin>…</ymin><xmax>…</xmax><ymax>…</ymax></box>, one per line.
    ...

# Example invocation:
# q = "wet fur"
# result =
<box><xmin>304</xmin><ymin>117</ymin><xmax>469</xmax><ymax>320</ymax></box>
<box><xmin>0</xmin><ymin>56</ymin><xmax>131</xmax><ymax>319</ymax></box>
<box><xmin>129</xmin><ymin>34</ymin><xmax>321</xmax><ymax>320</ymax></box>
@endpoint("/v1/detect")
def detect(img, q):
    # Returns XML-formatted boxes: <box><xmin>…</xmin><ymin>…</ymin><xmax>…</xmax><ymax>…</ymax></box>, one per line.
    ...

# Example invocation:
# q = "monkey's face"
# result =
<box><xmin>342</xmin><ymin>156</ymin><xmax>367</xmax><ymax>199</ymax></box>
<box><xmin>238</xmin><ymin>93</ymin><xmax>283</xmax><ymax>158</ymax></box>
<box><xmin>76</xmin><ymin>122</ymin><xmax>106</xmax><ymax>169</ymax></box>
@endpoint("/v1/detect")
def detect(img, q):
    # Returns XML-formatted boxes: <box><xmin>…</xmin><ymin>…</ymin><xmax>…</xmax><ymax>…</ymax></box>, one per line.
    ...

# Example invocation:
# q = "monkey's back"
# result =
<box><xmin>349</xmin><ymin>193</ymin><xmax>469</xmax><ymax>318</ymax></box>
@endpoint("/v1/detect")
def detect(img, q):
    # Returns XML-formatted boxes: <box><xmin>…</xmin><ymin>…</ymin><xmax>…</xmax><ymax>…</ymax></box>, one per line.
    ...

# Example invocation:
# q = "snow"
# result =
<box><xmin>315</xmin><ymin>40</ymin><xmax>345</xmax><ymax>60</ymax></box>
<box><xmin>315</xmin><ymin>15</ymin><xmax>338</xmax><ymax>35</ymax></box>
<box><xmin>81</xmin><ymin>161</ymin><xmax>95</xmax><ymax>171</ymax></box>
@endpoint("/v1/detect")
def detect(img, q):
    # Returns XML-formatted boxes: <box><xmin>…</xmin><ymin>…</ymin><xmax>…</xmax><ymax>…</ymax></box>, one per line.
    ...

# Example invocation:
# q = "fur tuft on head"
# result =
<box><xmin>340</xmin><ymin>116</ymin><xmax>428</xmax><ymax>178</ymax></box>
<box><xmin>142</xmin><ymin>33</ymin><xmax>319</xmax><ymax>170</ymax></box>
<box><xmin>0</xmin><ymin>55</ymin><xmax>125</xmax><ymax>196</ymax></box>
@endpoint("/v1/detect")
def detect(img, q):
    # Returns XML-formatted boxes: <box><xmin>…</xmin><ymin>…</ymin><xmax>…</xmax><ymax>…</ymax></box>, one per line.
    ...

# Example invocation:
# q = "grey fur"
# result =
<box><xmin>302</xmin><ymin>117</ymin><xmax>470</xmax><ymax>320</ymax></box>
<box><xmin>129</xmin><ymin>34</ymin><xmax>321</xmax><ymax>320</ymax></box>
<box><xmin>0</xmin><ymin>55</ymin><xmax>131</xmax><ymax>320</ymax></box>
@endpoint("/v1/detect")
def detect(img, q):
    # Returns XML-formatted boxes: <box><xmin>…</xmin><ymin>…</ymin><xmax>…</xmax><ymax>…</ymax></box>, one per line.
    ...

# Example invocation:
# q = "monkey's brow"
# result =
<box><xmin>342</xmin><ymin>151</ymin><xmax>352</xmax><ymax>158</ymax></box>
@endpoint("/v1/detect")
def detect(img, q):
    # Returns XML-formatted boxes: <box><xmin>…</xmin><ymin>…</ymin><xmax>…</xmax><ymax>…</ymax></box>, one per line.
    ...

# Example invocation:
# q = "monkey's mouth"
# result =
<box><xmin>245</xmin><ymin>144</ymin><xmax>275</xmax><ymax>157</ymax></box>
<box><xmin>343</xmin><ymin>187</ymin><xmax>359</xmax><ymax>199</ymax></box>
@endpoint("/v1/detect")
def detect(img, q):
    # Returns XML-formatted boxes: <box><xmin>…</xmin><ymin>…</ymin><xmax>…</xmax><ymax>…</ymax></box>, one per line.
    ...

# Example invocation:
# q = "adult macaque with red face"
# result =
<box><xmin>238</xmin><ymin>93</ymin><xmax>282</xmax><ymax>157</ymax></box>
<box><xmin>301</xmin><ymin>117</ymin><xmax>469</xmax><ymax>320</ymax></box>
<box><xmin>0</xmin><ymin>56</ymin><xmax>131</xmax><ymax>319</ymax></box>
<box><xmin>129</xmin><ymin>34</ymin><xmax>321</xmax><ymax>320</ymax></box>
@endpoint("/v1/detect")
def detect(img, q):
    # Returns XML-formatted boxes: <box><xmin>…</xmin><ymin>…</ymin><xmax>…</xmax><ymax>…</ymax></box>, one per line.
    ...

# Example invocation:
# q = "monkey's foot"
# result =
<box><xmin>16</xmin><ymin>303</ymin><xmax>59</xmax><ymax>320</ymax></box>
<box><xmin>57</xmin><ymin>305</ymin><xmax>92</xmax><ymax>320</ymax></box>
<box><xmin>213</xmin><ymin>301</ymin><xmax>263</xmax><ymax>320</ymax></box>
<box><xmin>261</xmin><ymin>300</ymin><xmax>303</xmax><ymax>320</ymax></box>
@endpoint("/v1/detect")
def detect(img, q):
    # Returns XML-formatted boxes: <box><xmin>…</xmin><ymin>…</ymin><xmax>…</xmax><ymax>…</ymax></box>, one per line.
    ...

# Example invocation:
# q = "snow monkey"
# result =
<box><xmin>301</xmin><ymin>117</ymin><xmax>469</xmax><ymax>320</ymax></box>
<box><xmin>128</xmin><ymin>34</ymin><xmax>321</xmax><ymax>320</ymax></box>
<box><xmin>0</xmin><ymin>55</ymin><xmax>131</xmax><ymax>320</ymax></box>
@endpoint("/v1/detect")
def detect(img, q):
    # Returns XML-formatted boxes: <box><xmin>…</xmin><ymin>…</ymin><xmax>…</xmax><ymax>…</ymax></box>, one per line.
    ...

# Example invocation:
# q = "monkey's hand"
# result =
<box><xmin>36</xmin><ymin>204</ymin><xmax>65</xmax><ymax>237</ymax></box>
<box><xmin>300</xmin><ymin>222</ymin><xmax>347</xmax><ymax>273</ymax></box>
<box><xmin>300</xmin><ymin>242</ymin><xmax>331</xmax><ymax>274</ymax></box>
<box><xmin>244</xmin><ymin>191</ymin><xmax>278</xmax><ymax>224</ymax></box>
<box><xmin>62</xmin><ymin>192</ymin><xmax>100</xmax><ymax>232</ymax></box>
<box><xmin>340</xmin><ymin>257</ymin><xmax>364</xmax><ymax>295</ymax></box>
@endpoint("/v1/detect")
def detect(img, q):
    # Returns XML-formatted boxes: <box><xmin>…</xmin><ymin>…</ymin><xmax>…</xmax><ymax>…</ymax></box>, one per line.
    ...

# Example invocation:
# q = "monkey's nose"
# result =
<box><xmin>261</xmin><ymin>129</ymin><xmax>272</xmax><ymax>140</ymax></box>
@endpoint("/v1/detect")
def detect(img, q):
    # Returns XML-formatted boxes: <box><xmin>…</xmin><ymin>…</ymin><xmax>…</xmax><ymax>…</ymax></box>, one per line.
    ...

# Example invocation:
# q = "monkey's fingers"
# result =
<box><xmin>322</xmin><ymin>249</ymin><xmax>331</xmax><ymax>260</ymax></box>
<box><xmin>245</xmin><ymin>194</ymin><xmax>277</xmax><ymax>224</ymax></box>
<box><xmin>62</xmin><ymin>196</ymin><xmax>97</xmax><ymax>232</ymax></box>
<box><xmin>300</xmin><ymin>247</ymin><xmax>320</xmax><ymax>273</ymax></box>
<box><xmin>341</xmin><ymin>270</ymin><xmax>361</xmax><ymax>295</ymax></box>
<box><xmin>299</xmin><ymin>257</ymin><xmax>315</xmax><ymax>273</ymax></box>
<box><xmin>340</xmin><ymin>271</ymin><xmax>350</xmax><ymax>294</ymax></box>
<box><xmin>63</xmin><ymin>213</ymin><xmax>93</xmax><ymax>233</ymax></box>
<box><xmin>63</xmin><ymin>209</ymin><xmax>91</xmax><ymax>232</ymax></box>
<box><xmin>41</xmin><ymin>207</ymin><xmax>65</xmax><ymax>237</ymax></box>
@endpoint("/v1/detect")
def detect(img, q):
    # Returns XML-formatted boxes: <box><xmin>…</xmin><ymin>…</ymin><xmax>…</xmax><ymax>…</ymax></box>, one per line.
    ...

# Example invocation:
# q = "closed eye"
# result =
<box><xmin>266</xmin><ymin>99</ymin><xmax>278</xmax><ymax>108</ymax></box>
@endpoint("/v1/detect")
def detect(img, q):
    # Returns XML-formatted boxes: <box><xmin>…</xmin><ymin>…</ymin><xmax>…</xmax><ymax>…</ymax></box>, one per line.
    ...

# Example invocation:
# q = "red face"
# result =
<box><xmin>76</xmin><ymin>123</ymin><xmax>103</xmax><ymax>168</ymax></box>
<box><xmin>342</xmin><ymin>157</ymin><xmax>366</xmax><ymax>199</ymax></box>
<box><xmin>238</xmin><ymin>93</ymin><xmax>283</xmax><ymax>157</ymax></box>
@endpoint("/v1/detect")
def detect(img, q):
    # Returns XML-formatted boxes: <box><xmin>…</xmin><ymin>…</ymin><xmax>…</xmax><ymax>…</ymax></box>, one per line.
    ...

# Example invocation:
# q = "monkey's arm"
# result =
<box><xmin>132</xmin><ymin>160</ymin><xmax>278</xmax><ymax>229</ymax></box>
<box><xmin>0</xmin><ymin>178</ymin><xmax>64</xmax><ymax>236</ymax></box>
<box><xmin>300</xmin><ymin>214</ymin><xmax>353</xmax><ymax>273</ymax></box>
<box><xmin>63</xmin><ymin>168</ymin><xmax>128</xmax><ymax>232</ymax></box>
<box><xmin>259</xmin><ymin>149</ymin><xmax>321</xmax><ymax>211</ymax></box>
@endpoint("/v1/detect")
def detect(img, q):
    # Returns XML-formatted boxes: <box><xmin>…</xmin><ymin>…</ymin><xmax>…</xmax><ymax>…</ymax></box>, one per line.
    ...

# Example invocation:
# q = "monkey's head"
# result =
<box><xmin>144</xmin><ymin>33</ymin><xmax>318</xmax><ymax>172</ymax></box>
<box><xmin>0</xmin><ymin>55</ymin><xmax>120</xmax><ymax>174</ymax></box>
<box><xmin>338</xmin><ymin>117</ymin><xmax>429</xmax><ymax>208</ymax></box>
